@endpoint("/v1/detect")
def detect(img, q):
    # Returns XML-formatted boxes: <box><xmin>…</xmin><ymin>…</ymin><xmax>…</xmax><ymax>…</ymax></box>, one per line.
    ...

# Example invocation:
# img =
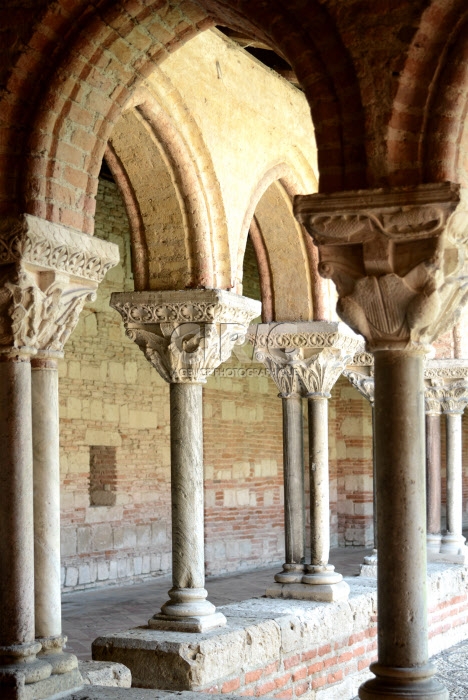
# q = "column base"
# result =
<box><xmin>0</xmin><ymin>642</ymin><xmax>52</xmax><ymax>685</ymax></box>
<box><xmin>360</xmin><ymin>550</ymin><xmax>378</xmax><ymax>578</ymax></box>
<box><xmin>148</xmin><ymin>611</ymin><xmax>227</xmax><ymax>633</ymax></box>
<box><xmin>148</xmin><ymin>587</ymin><xmax>226</xmax><ymax>632</ymax></box>
<box><xmin>440</xmin><ymin>533</ymin><xmax>467</xmax><ymax>557</ymax></box>
<box><xmin>36</xmin><ymin>635</ymin><xmax>78</xmax><ymax>675</ymax></box>
<box><xmin>426</xmin><ymin>534</ymin><xmax>442</xmax><ymax>554</ymax></box>
<box><xmin>0</xmin><ymin>666</ymin><xmax>82</xmax><ymax>700</ymax></box>
<box><xmin>359</xmin><ymin>663</ymin><xmax>448</xmax><ymax>699</ymax></box>
<box><xmin>302</xmin><ymin>564</ymin><xmax>342</xmax><ymax>585</ymax></box>
<box><xmin>274</xmin><ymin>564</ymin><xmax>304</xmax><ymax>584</ymax></box>
<box><xmin>266</xmin><ymin>580</ymin><xmax>350</xmax><ymax>602</ymax></box>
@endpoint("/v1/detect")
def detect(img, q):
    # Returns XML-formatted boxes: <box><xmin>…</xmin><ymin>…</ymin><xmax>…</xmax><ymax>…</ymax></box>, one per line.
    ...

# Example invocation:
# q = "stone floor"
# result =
<box><xmin>62</xmin><ymin>546</ymin><xmax>468</xmax><ymax>699</ymax></box>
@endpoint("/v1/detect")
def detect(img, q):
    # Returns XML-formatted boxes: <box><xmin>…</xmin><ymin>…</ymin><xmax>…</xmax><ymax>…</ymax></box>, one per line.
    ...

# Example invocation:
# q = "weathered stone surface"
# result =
<box><xmin>79</xmin><ymin>661</ymin><xmax>131</xmax><ymax>688</ymax></box>
<box><xmin>68</xmin><ymin>689</ymin><xmax>252</xmax><ymax>700</ymax></box>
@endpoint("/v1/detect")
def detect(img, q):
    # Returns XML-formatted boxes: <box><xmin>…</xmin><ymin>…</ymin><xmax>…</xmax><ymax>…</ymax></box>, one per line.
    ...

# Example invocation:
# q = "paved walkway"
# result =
<box><xmin>62</xmin><ymin>547</ymin><xmax>371</xmax><ymax>659</ymax></box>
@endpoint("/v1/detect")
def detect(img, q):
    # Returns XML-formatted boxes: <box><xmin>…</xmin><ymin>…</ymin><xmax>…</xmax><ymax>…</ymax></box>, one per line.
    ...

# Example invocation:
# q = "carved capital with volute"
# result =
<box><xmin>295</xmin><ymin>183</ymin><xmax>468</xmax><ymax>351</ymax></box>
<box><xmin>343</xmin><ymin>351</ymin><xmax>375</xmax><ymax>404</ymax></box>
<box><xmin>111</xmin><ymin>289</ymin><xmax>261</xmax><ymax>384</ymax></box>
<box><xmin>0</xmin><ymin>214</ymin><xmax>119</xmax><ymax>357</ymax></box>
<box><xmin>248</xmin><ymin>321</ymin><xmax>364</xmax><ymax>398</ymax></box>
<box><xmin>424</xmin><ymin>359</ymin><xmax>468</xmax><ymax>415</ymax></box>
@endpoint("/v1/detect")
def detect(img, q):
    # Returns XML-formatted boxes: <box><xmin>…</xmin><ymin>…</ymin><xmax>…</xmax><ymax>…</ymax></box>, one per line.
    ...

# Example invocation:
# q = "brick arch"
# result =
<box><xmin>385</xmin><ymin>1</ymin><xmax>468</xmax><ymax>186</ymax></box>
<box><xmin>424</xmin><ymin>16</ymin><xmax>468</xmax><ymax>187</ymax></box>
<box><xmin>103</xmin><ymin>77</ymin><xmax>232</xmax><ymax>292</ymax></box>
<box><xmin>0</xmin><ymin>0</ymin><xmax>367</xmax><ymax>232</ymax></box>
<box><xmin>236</xmin><ymin>162</ymin><xmax>330</xmax><ymax>322</ymax></box>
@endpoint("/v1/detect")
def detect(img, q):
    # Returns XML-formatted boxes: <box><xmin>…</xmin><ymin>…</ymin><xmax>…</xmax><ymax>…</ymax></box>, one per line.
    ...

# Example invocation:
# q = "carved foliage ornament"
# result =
<box><xmin>111</xmin><ymin>292</ymin><xmax>261</xmax><ymax>384</ymax></box>
<box><xmin>126</xmin><ymin>321</ymin><xmax>246</xmax><ymax>384</ymax></box>
<box><xmin>253</xmin><ymin>345</ymin><xmax>357</xmax><ymax>398</ymax></box>
<box><xmin>295</xmin><ymin>183</ymin><xmax>468</xmax><ymax>350</ymax></box>
<box><xmin>0</xmin><ymin>268</ymin><xmax>96</xmax><ymax>354</ymax></box>
<box><xmin>425</xmin><ymin>379</ymin><xmax>468</xmax><ymax>415</ymax></box>
<box><xmin>343</xmin><ymin>369</ymin><xmax>375</xmax><ymax>404</ymax></box>
<box><xmin>0</xmin><ymin>214</ymin><xmax>119</xmax><ymax>283</ymax></box>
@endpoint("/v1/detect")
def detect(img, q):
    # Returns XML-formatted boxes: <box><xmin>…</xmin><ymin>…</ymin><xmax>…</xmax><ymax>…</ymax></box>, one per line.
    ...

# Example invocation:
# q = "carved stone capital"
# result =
<box><xmin>343</xmin><ymin>367</ymin><xmax>374</xmax><ymax>404</ymax></box>
<box><xmin>248</xmin><ymin>321</ymin><xmax>364</xmax><ymax>397</ymax></box>
<box><xmin>424</xmin><ymin>360</ymin><xmax>468</xmax><ymax>414</ymax></box>
<box><xmin>295</xmin><ymin>183</ymin><xmax>468</xmax><ymax>351</ymax></box>
<box><xmin>111</xmin><ymin>290</ymin><xmax>261</xmax><ymax>384</ymax></box>
<box><xmin>0</xmin><ymin>215</ymin><xmax>119</xmax><ymax>355</ymax></box>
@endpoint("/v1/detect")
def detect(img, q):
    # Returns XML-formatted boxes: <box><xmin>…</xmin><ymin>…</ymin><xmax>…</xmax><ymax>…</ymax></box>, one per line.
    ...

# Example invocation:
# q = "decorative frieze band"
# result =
<box><xmin>0</xmin><ymin>214</ymin><xmax>119</xmax><ymax>283</ymax></box>
<box><xmin>112</xmin><ymin>289</ymin><xmax>259</xmax><ymax>327</ymax></box>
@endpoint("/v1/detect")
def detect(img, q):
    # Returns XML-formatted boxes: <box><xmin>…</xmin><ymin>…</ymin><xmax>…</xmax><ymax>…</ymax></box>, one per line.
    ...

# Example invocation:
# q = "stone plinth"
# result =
<box><xmin>93</xmin><ymin>564</ymin><xmax>468</xmax><ymax>698</ymax></box>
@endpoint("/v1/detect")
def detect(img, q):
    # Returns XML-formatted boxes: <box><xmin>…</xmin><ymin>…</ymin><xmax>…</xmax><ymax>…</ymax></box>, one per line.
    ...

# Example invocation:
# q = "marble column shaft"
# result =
<box><xmin>275</xmin><ymin>394</ymin><xmax>305</xmax><ymax>583</ymax></box>
<box><xmin>443</xmin><ymin>411</ymin><xmax>465</xmax><ymax>550</ymax></box>
<box><xmin>166</xmin><ymin>383</ymin><xmax>207</xmax><ymax>600</ymax></box>
<box><xmin>0</xmin><ymin>355</ymin><xmax>52</xmax><ymax>683</ymax></box>
<box><xmin>307</xmin><ymin>396</ymin><xmax>329</xmax><ymax>567</ymax></box>
<box><xmin>32</xmin><ymin>356</ymin><xmax>78</xmax><ymax>675</ymax></box>
<box><xmin>426</xmin><ymin>411</ymin><xmax>442</xmax><ymax>550</ymax></box>
<box><xmin>32</xmin><ymin>358</ymin><xmax>61</xmax><ymax>639</ymax></box>
<box><xmin>374</xmin><ymin>351</ymin><xmax>428</xmax><ymax>669</ymax></box>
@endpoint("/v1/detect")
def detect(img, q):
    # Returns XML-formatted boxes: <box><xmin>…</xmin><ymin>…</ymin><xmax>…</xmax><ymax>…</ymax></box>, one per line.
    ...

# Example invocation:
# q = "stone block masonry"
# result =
<box><xmin>93</xmin><ymin>564</ymin><xmax>468</xmax><ymax>699</ymax></box>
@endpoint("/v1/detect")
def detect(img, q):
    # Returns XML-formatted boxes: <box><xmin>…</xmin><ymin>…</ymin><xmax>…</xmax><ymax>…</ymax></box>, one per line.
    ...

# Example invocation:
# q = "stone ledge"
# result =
<box><xmin>92</xmin><ymin>564</ymin><xmax>468</xmax><ymax>699</ymax></box>
<box><xmin>66</xmin><ymin>690</ymin><xmax>252</xmax><ymax>700</ymax></box>
<box><xmin>79</xmin><ymin>661</ymin><xmax>131</xmax><ymax>688</ymax></box>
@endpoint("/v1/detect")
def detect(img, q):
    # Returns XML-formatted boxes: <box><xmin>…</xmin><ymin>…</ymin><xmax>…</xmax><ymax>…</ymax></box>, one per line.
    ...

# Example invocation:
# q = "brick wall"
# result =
<box><xmin>60</xmin><ymin>177</ymin><xmax>468</xmax><ymax>591</ymax></box>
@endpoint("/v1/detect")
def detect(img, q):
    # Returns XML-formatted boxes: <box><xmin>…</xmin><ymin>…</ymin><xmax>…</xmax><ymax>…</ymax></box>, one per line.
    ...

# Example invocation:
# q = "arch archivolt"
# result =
<box><xmin>235</xmin><ymin>157</ymin><xmax>331</xmax><ymax>323</ymax></box>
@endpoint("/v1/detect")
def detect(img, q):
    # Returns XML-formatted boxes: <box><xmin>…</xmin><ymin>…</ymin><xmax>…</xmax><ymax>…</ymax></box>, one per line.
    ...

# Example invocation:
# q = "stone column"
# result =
<box><xmin>424</xmin><ymin>385</ymin><xmax>443</xmax><ymax>555</ymax></box>
<box><xmin>343</xmin><ymin>358</ymin><xmax>377</xmax><ymax>576</ymax></box>
<box><xmin>112</xmin><ymin>289</ymin><xmax>260</xmax><ymax>632</ymax></box>
<box><xmin>440</xmin><ymin>380</ymin><xmax>468</xmax><ymax>559</ymax></box>
<box><xmin>0</xmin><ymin>351</ymin><xmax>53</xmax><ymax>690</ymax></box>
<box><xmin>0</xmin><ymin>214</ymin><xmax>119</xmax><ymax>699</ymax></box>
<box><xmin>295</xmin><ymin>182</ymin><xmax>467</xmax><ymax>699</ymax></box>
<box><xmin>252</xmin><ymin>321</ymin><xmax>363</xmax><ymax>602</ymax></box>
<box><xmin>249</xmin><ymin>323</ymin><xmax>306</xmax><ymax>585</ymax></box>
<box><xmin>278</xmin><ymin>393</ymin><xmax>305</xmax><ymax>583</ymax></box>
<box><xmin>300</xmin><ymin>345</ymin><xmax>359</xmax><ymax>601</ymax></box>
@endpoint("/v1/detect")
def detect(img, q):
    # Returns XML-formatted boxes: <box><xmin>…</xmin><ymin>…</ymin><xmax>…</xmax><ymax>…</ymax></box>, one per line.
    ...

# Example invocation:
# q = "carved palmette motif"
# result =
<box><xmin>424</xmin><ymin>379</ymin><xmax>468</xmax><ymax>414</ymax></box>
<box><xmin>295</xmin><ymin>183</ymin><xmax>468</xmax><ymax>350</ymax></box>
<box><xmin>0</xmin><ymin>214</ymin><xmax>119</xmax><ymax>282</ymax></box>
<box><xmin>254</xmin><ymin>345</ymin><xmax>356</xmax><ymax>398</ymax></box>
